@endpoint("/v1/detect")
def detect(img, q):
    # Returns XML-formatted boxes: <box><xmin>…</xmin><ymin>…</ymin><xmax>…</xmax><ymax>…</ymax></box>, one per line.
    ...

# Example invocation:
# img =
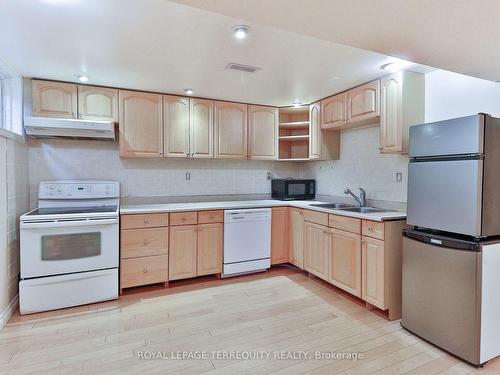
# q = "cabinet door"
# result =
<box><xmin>321</xmin><ymin>93</ymin><xmax>346</xmax><ymax>129</ymax></box>
<box><xmin>119</xmin><ymin>90</ymin><xmax>163</xmax><ymax>157</ymax></box>
<box><xmin>248</xmin><ymin>105</ymin><xmax>278</xmax><ymax>160</ymax></box>
<box><xmin>214</xmin><ymin>101</ymin><xmax>247</xmax><ymax>159</ymax></box>
<box><xmin>380</xmin><ymin>73</ymin><xmax>403</xmax><ymax>153</ymax></box>
<box><xmin>271</xmin><ymin>207</ymin><xmax>290</xmax><ymax>264</ymax></box>
<box><xmin>362</xmin><ymin>236</ymin><xmax>386</xmax><ymax>309</ymax></box>
<box><xmin>163</xmin><ymin>95</ymin><xmax>190</xmax><ymax>158</ymax></box>
<box><xmin>309</xmin><ymin>102</ymin><xmax>321</xmax><ymax>160</ymax></box>
<box><xmin>304</xmin><ymin>222</ymin><xmax>330</xmax><ymax>280</ymax></box>
<box><xmin>330</xmin><ymin>229</ymin><xmax>362</xmax><ymax>297</ymax></box>
<box><xmin>197</xmin><ymin>223</ymin><xmax>223</xmax><ymax>276</ymax></box>
<box><xmin>78</xmin><ymin>85</ymin><xmax>118</xmax><ymax>121</ymax></box>
<box><xmin>169</xmin><ymin>225</ymin><xmax>198</xmax><ymax>280</ymax></box>
<box><xmin>32</xmin><ymin>80</ymin><xmax>77</xmax><ymax>118</ymax></box>
<box><xmin>190</xmin><ymin>98</ymin><xmax>214</xmax><ymax>158</ymax></box>
<box><xmin>290</xmin><ymin>208</ymin><xmax>304</xmax><ymax>268</ymax></box>
<box><xmin>346</xmin><ymin>80</ymin><xmax>380</xmax><ymax>124</ymax></box>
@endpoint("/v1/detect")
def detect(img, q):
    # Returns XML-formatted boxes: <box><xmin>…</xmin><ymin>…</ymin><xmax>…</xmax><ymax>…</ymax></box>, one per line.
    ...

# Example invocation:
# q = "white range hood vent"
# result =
<box><xmin>24</xmin><ymin>116</ymin><xmax>115</xmax><ymax>140</ymax></box>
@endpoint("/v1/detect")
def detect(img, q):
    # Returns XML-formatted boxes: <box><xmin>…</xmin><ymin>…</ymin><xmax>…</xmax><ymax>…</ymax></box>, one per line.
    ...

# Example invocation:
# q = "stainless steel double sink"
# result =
<box><xmin>309</xmin><ymin>203</ymin><xmax>397</xmax><ymax>213</ymax></box>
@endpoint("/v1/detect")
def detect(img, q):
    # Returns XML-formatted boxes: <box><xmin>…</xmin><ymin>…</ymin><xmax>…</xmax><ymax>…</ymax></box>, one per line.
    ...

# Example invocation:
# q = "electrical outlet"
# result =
<box><xmin>396</xmin><ymin>172</ymin><xmax>403</xmax><ymax>182</ymax></box>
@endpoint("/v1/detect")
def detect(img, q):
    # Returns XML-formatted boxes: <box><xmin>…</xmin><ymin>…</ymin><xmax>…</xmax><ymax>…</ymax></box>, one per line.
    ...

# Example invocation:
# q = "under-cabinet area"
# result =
<box><xmin>119</xmin><ymin>204</ymin><xmax>404</xmax><ymax>320</ymax></box>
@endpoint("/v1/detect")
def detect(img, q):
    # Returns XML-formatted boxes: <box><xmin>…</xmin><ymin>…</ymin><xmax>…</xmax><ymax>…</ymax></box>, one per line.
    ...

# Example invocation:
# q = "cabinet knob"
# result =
<box><xmin>143</xmin><ymin>239</ymin><xmax>150</xmax><ymax>246</ymax></box>
<box><xmin>142</xmin><ymin>268</ymin><xmax>149</xmax><ymax>274</ymax></box>
<box><xmin>144</xmin><ymin>218</ymin><xmax>149</xmax><ymax>223</ymax></box>
<box><xmin>368</xmin><ymin>227</ymin><xmax>374</xmax><ymax>232</ymax></box>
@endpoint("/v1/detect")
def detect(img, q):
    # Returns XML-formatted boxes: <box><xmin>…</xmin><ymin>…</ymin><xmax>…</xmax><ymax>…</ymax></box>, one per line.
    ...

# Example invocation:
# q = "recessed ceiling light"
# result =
<box><xmin>75</xmin><ymin>74</ymin><xmax>89</xmax><ymax>82</ymax></box>
<box><xmin>293</xmin><ymin>101</ymin><xmax>303</xmax><ymax>108</ymax></box>
<box><xmin>381</xmin><ymin>61</ymin><xmax>408</xmax><ymax>73</ymax></box>
<box><xmin>232</xmin><ymin>25</ymin><xmax>249</xmax><ymax>40</ymax></box>
<box><xmin>184</xmin><ymin>88</ymin><xmax>194</xmax><ymax>95</ymax></box>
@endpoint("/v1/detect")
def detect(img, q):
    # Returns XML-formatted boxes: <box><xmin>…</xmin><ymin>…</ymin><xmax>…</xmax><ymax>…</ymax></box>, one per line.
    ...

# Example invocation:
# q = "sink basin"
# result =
<box><xmin>338</xmin><ymin>207</ymin><xmax>397</xmax><ymax>213</ymax></box>
<box><xmin>309</xmin><ymin>203</ymin><xmax>357</xmax><ymax>209</ymax></box>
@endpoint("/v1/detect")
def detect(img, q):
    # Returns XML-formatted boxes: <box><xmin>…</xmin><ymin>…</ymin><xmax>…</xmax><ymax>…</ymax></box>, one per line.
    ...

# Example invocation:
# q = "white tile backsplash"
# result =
<box><xmin>28</xmin><ymin>139</ymin><xmax>301</xmax><ymax>207</ymax></box>
<box><xmin>300</xmin><ymin>126</ymin><xmax>409</xmax><ymax>203</ymax></box>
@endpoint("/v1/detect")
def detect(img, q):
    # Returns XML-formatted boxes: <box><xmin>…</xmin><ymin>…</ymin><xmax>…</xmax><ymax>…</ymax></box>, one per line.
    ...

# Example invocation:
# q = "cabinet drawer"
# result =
<box><xmin>121</xmin><ymin>227</ymin><xmax>168</xmax><ymax>259</ymax></box>
<box><xmin>362</xmin><ymin>220</ymin><xmax>385</xmax><ymax>240</ymax></box>
<box><xmin>198</xmin><ymin>210</ymin><xmax>224</xmax><ymax>224</ymax></box>
<box><xmin>170</xmin><ymin>211</ymin><xmax>198</xmax><ymax>226</ymax></box>
<box><xmin>120</xmin><ymin>255</ymin><xmax>168</xmax><ymax>289</ymax></box>
<box><xmin>121</xmin><ymin>213</ymin><xmax>169</xmax><ymax>229</ymax></box>
<box><xmin>303</xmin><ymin>209</ymin><xmax>328</xmax><ymax>226</ymax></box>
<box><xmin>329</xmin><ymin>214</ymin><xmax>361</xmax><ymax>234</ymax></box>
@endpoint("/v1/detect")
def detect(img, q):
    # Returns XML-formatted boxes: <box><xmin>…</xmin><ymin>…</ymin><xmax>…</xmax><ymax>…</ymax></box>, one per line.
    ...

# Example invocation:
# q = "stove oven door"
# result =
<box><xmin>20</xmin><ymin>217</ymin><xmax>119</xmax><ymax>279</ymax></box>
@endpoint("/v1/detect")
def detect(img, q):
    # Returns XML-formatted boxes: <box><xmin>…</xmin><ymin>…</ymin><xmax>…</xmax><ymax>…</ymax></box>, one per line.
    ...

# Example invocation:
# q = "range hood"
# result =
<box><xmin>24</xmin><ymin>116</ymin><xmax>115</xmax><ymax>140</ymax></box>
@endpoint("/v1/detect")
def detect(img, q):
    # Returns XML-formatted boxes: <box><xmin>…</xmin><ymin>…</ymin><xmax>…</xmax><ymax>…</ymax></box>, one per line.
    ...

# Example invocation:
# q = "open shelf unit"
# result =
<box><xmin>278</xmin><ymin>106</ymin><xmax>310</xmax><ymax>160</ymax></box>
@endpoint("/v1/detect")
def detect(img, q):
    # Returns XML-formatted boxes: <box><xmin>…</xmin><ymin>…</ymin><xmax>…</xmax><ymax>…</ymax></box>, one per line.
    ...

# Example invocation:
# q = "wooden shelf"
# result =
<box><xmin>279</xmin><ymin>121</ymin><xmax>310</xmax><ymax>128</ymax></box>
<box><xmin>279</xmin><ymin>135</ymin><xmax>310</xmax><ymax>141</ymax></box>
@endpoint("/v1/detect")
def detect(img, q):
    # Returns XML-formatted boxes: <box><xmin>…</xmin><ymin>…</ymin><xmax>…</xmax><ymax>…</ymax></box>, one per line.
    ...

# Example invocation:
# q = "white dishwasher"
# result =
<box><xmin>223</xmin><ymin>208</ymin><xmax>272</xmax><ymax>277</ymax></box>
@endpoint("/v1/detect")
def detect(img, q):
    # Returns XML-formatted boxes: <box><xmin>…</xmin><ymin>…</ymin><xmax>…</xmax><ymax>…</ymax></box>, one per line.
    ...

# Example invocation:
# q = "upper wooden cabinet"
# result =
<box><xmin>118</xmin><ymin>90</ymin><xmax>163</xmax><ymax>157</ymax></box>
<box><xmin>214</xmin><ymin>101</ymin><xmax>248</xmax><ymax>159</ymax></box>
<box><xmin>190</xmin><ymin>98</ymin><xmax>214</xmax><ymax>158</ymax></box>
<box><xmin>78</xmin><ymin>85</ymin><xmax>118</xmax><ymax>122</ymax></box>
<box><xmin>271</xmin><ymin>207</ymin><xmax>290</xmax><ymax>264</ymax></box>
<box><xmin>346</xmin><ymin>80</ymin><xmax>380</xmax><ymax>126</ymax></box>
<box><xmin>380</xmin><ymin>71</ymin><xmax>425</xmax><ymax>154</ymax></box>
<box><xmin>163</xmin><ymin>95</ymin><xmax>190</xmax><ymax>158</ymax></box>
<box><xmin>320</xmin><ymin>93</ymin><xmax>346</xmax><ymax>129</ymax></box>
<box><xmin>309</xmin><ymin>102</ymin><xmax>340</xmax><ymax>161</ymax></box>
<box><xmin>32</xmin><ymin>80</ymin><xmax>77</xmax><ymax>118</ymax></box>
<box><xmin>248</xmin><ymin>105</ymin><xmax>278</xmax><ymax>160</ymax></box>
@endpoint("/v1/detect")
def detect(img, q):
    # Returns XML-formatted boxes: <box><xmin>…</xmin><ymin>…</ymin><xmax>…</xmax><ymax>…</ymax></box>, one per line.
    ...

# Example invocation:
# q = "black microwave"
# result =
<box><xmin>271</xmin><ymin>179</ymin><xmax>316</xmax><ymax>200</ymax></box>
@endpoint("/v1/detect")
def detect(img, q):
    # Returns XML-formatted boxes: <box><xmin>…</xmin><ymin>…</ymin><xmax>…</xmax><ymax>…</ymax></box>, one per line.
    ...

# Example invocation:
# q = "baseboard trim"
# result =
<box><xmin>0</xmin><ymin>295</ymin><xmax>18</xmax><ymax>329</ymax></box>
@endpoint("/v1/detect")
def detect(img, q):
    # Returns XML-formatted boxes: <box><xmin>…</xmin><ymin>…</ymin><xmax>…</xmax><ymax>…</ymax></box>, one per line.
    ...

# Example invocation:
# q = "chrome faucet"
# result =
<box><xmin>344</xmin><ymin>188</ymin><xmax>367</xmax><ymax>207</ymax></box>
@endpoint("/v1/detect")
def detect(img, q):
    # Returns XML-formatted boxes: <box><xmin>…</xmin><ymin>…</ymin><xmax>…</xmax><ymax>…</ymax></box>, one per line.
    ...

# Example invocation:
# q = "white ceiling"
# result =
<box><xmin>0</xmin><ymin>0</ymin><xmax>432</xmax><ymax>107</ymax></box>
<box><xmin>174</xmin><ymin>0</ymin><xmax>500</xmax><ymax>82</ymax></box>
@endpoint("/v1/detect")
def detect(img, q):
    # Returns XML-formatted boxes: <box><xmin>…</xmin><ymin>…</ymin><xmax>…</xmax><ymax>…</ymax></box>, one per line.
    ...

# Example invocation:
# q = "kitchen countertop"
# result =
<box><xmin>120</xmin><ymin>199</ymin><xmax>407</xmax><ymax>222</ymax></box>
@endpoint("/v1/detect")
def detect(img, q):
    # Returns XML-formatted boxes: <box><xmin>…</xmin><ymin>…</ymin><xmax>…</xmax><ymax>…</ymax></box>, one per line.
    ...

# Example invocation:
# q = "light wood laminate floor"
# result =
<box><xmin>1</xmin><ymin>268</ymin><xmax>499</xmax><ymax>375</ymax></box>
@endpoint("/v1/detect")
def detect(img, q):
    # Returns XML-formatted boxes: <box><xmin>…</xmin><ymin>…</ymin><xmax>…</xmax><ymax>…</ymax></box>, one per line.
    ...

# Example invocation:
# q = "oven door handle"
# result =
<box><xmin>21</xmin><ymin>218</ymin><xmax>119</xmax><ymax>229</ymax></box>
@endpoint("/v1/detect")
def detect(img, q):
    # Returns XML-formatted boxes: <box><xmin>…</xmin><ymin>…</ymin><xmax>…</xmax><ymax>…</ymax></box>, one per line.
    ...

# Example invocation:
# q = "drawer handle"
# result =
<box><xmin>144</xmin><ymin>218</ymin><xmax>149</xmax><ymax>223</ymax></box>
<box><xmin>368</xmin><ymin>227</ymin><xmax>374</xmax><ymax>232</ymax></box>
<box><xmin>142</xmin><ymin>268</ymin><xmax>149</xmax><ymax>274</ymax></box>
<box><xmin>182</xmin><ymin>217</ymin><xmax>187</xmax><ymax>221</ymax></box>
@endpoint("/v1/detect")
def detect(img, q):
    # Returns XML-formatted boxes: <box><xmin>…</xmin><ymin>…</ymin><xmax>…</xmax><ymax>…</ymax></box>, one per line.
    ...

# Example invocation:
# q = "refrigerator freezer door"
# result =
<box><xmin>402</xmin><ymin>235</ymin><xmax>480</xmax><ymax>365</ymax></box>
<box><xmin>409</xmin><ymin>114</ymin><xmax>484</xmax><ymax>158</ymax></box>
<box><xmin>407</xmin><ymin>159</ymin><xmax>483</xmax><ymax>236</ymax></box>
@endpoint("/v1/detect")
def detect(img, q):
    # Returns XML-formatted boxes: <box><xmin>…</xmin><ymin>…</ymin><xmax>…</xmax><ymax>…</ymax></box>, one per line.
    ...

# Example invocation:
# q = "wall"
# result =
<box><xmin>0</xmin><ymin>135</ymin><xmax>29</xmax><ymax>327</ymax></box>
<box><xmin>300</xmin><ymin>126</ymin><xmax>408</xmax><ymax>203</ymax></box>
<box><xmin>425</xmin><ymin>69</ymin><xmax>500</xmax><ymax>122</ymax></box>
<box><xmin>28</xmin><ymin>139</ymin><xmax>301</xmax><ymax>206</ymax></box>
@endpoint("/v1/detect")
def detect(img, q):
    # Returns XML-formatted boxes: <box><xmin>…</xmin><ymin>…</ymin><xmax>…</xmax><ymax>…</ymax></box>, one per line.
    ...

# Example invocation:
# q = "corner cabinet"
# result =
<box><xmin>248</xmin><ymin>105</ymin><xmax>278</xmax><ymax>160</ymax></box>
<box><xmin>78</xmin><ymin>85</ymin><xmax>118</xmax><ymax>122</ymax></box>
<box><xmin>119</xmin><ymin>90</ymin><xmax>163</xmax><ymax>157</ymax></box>
<box><xmin>320</xmin><ymin>93</ymin><xmax>346</xmax><ymax>129</ymax></box>
<box><xmin>214</xmin><ymin>101</ymin><xmax>248</xmax><ymax>159</ymax></box>
<box><xmin>380</xmin><ymin>71</ymin><xmax>425</xmax><ymax>154</ymax></box>
<box><xmin>32</xmin><ymin>80</ymin><xmax>78</xmax><ymax>118</ymax></box>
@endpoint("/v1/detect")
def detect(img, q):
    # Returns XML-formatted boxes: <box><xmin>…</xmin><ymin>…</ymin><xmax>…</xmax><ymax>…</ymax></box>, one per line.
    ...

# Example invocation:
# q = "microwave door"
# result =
<box><xmin>407</xmin><ymin>159</ymin><xmax>483</xmax><ymax>236</ymax></box>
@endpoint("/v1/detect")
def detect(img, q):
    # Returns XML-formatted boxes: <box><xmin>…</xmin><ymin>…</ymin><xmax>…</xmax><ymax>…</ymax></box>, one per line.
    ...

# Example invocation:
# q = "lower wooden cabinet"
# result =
<box><xmin>289</xmin><ymin>208</ymin><xmax>304</xmax><ymax>268</ymax></box>
<box><xmin>329</xmin><ymin>228</ymin><xmax>362</xmax><ymax>297</ymax></box>
<box><xmin>271</xmin><ymin>207</ymin><xmax>290</xmax><ymax>264</ymax></box>
<box><xmin>361</xmin><ymin>236</ymin><xmax>386</xmax><ymax>309</ymax></box>
<box><xmin>121</xmin><ymin>255</ymin><xmax>168</xmax><ymax>289</ymax></box>
<box><xmin>169</xmin><ymin>225</ymin><xmax>198</xmax><ymax>280</ymax></box>
<box><xmin>304</xmin><ymin>221</ymin><xmax>330</xmax><ymax>281</ymax></box>
<box><xmin>197</xmin><ymin>223</ymin><xmax>223</xmax><ymax>276</ymax></box>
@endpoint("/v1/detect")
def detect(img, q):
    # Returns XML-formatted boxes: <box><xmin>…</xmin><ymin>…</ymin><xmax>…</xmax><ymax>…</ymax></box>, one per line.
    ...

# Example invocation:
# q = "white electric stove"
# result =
<box><xmin>19</xmin><ymin>181</ymin><xmax>120</xmax><ymax>314</ymax></box>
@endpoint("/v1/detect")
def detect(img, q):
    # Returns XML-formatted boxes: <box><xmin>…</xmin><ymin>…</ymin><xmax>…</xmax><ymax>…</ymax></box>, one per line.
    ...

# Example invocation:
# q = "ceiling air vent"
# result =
<box><xmin>225</xmin><ymin>63</ymin><xmax>261</xmax><ymax>73</ymax></box>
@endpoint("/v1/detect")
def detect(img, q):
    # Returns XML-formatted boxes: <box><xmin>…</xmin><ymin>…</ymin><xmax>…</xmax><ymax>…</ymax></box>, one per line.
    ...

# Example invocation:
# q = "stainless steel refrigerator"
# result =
<box><xmin>402</xmin><ymin>114</ymin><xmax>500</xmax><ymax>366</ymax></box>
